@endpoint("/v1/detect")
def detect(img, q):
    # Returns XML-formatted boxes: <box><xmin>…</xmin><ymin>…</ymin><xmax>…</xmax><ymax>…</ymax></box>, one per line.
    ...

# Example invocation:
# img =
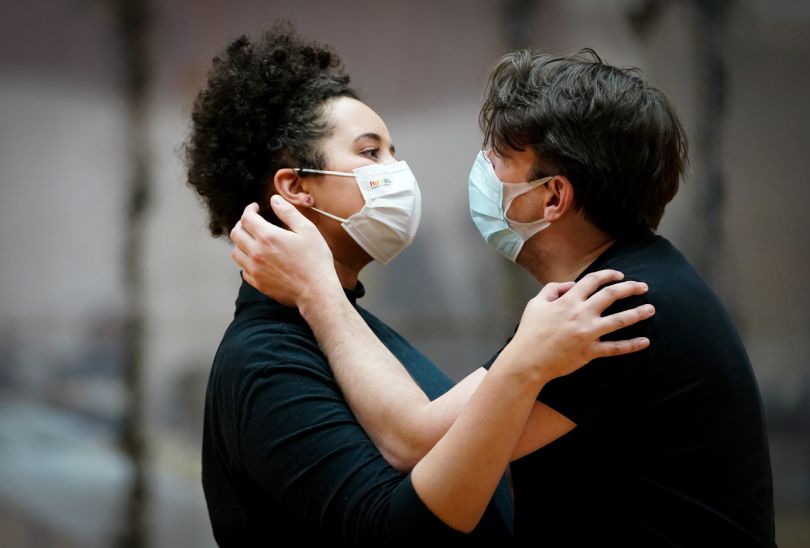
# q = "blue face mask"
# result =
<box><xmin>468</xmin><ymin>151</ymin><xmax>554</xmax><ymax>262</ymax></box>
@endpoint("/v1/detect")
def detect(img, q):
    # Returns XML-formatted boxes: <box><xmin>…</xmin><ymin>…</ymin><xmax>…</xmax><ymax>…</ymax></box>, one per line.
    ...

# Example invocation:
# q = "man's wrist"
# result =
<box><xmin>297</xmin><ymin>276</ymin><xmax>346</xmax><ymax>320</ymax></box>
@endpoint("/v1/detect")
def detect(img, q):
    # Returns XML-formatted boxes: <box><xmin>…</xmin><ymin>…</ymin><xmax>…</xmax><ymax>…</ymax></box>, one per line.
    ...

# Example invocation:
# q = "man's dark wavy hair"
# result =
<box><xmin>480</xmin><ymin>48</ymin><xmax>688</xmax><ymax>239</ymax></box>
<box><xmin>184</xmin><ymin>22</ymin><xmax>358</xmax><ymax>238</ymax></box>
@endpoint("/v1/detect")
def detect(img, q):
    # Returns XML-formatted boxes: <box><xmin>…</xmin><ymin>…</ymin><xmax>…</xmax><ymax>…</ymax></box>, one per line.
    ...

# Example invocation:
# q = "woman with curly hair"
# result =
<box><xmin>185</xmin><ymin>23</ymin><xmax>514</xmax><ymax>547</ymax></box>
<box><xmin>186</xmin><ymin>22</ymin><xmax>653</xmax><ymax>547</ymax></box>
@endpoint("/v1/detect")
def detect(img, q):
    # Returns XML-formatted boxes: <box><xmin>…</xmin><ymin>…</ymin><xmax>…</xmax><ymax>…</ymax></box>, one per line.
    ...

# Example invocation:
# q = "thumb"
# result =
<box><xmin>537</xmin><ymin>281</ymin><xmax>576</xmax><ymax>303</ymax></box>
<box><xmin>270</xmin><ymin>195</ymin><xmax>315</xmax><ymax>234</ymax></box>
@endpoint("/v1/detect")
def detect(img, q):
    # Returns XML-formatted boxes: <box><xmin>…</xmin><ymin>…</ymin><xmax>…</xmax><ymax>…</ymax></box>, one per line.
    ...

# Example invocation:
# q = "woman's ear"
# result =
<box><xmin>543</xmin><ymin>175</ymin><xmax>574</xmax><ymax>222</ymax></box>
<box><xmin>271</xmin><ymin>168</ymin><xmax>314</xmax><ymax>207</ymax></box>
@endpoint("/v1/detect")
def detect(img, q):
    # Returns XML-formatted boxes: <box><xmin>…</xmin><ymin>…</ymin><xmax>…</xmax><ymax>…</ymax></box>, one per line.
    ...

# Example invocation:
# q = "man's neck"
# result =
<box><xmin>518</xmin><ymin>223</ymin><xmax>616</xmax><ymax>284</ymax></box>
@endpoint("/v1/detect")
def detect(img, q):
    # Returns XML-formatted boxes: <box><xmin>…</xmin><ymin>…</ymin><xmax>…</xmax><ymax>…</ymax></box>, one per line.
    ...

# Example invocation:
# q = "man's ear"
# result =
<box><xmin>270</xmin><ymin>168</ymin><xmax>314</xmax><ymax>207</ymax></box>
<box><xmin>543</xmin><ymin>175</ymin><xmax>574</xmax><ymax>222</ymax></box>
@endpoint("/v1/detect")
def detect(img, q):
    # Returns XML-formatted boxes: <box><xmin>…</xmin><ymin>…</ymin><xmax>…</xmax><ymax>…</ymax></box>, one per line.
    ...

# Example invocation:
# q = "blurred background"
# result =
<box><xmin>0</xmin><ymin>0</ymin><xmax>807</xmax><ymax>546</ymax></box>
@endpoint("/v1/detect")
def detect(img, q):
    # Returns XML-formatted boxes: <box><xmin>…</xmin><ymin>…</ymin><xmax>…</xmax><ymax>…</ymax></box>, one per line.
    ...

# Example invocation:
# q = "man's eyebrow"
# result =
<box><xmin>354</xmin><ymin>132</ymin><xmax>396</xmax><ymax>155</ymax></box>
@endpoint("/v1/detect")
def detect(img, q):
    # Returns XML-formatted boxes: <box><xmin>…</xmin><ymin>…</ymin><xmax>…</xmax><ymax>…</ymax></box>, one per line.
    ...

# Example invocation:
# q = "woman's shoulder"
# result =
<box><xmin>215</xmin><ymin>310</ymin><xmax>328</xmax><ymax>379</ymax></box>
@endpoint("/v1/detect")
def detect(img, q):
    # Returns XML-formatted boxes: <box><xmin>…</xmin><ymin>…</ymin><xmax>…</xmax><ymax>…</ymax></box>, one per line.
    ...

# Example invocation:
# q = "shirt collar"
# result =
<box><xmin>235</xmin><ymin>274</ymin><xmax>365</xmax><ymax>308</ymax></box>
<box><xmin>576</xmin><ymin>233</ymin><xmax>658</xmax><ymax>281</ymax></box>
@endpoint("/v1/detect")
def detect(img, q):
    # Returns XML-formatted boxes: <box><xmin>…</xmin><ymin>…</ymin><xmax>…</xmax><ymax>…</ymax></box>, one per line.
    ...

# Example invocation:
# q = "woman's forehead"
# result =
<box><xmin>326</xmin><ymin>97</ymin><xmax>391</xmax><ymax>143</ymax></box>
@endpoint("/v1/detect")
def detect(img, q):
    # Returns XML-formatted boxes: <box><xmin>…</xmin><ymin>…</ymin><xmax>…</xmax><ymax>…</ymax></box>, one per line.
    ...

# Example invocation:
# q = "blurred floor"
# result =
<box><xmin>0</xmin><ymin>396</ymin><xmax>216</xmax><ymax>548</ymax></box>
<box><xmin>0</xmin><ymin>496</ymin><xmax>83</xmax><ymax>548</ymax></box>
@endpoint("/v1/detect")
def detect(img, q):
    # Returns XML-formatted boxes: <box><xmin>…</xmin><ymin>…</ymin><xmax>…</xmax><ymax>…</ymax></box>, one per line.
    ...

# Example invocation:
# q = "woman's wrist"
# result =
<box><xmin>491</xmin><ymin>338</ymin><xmax>555</xmax><ymax>392</ymax></box>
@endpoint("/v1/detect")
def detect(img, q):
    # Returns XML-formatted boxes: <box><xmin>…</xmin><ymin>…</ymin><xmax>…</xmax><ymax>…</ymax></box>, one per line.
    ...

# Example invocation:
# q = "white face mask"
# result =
<box><xmin>297</xmin><ymin>161</ymin><xmax>422</xmax><ymax>265</ymax></box>
<box><xmin>468</xmin><ymin>151</ymin><xmax>553</xmax><ymax>262</ymax></box>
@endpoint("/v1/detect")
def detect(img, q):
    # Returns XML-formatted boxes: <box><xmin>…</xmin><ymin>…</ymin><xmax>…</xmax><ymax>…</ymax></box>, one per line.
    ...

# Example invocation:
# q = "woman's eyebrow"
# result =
<box><xmin>353</xmin><ymin>132</ymin><xmax>396</xmax><ymax>155</ymax></box>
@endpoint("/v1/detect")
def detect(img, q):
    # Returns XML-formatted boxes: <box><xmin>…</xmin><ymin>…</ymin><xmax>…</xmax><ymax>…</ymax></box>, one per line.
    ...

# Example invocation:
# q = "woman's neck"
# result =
<box><xmin>334</xmin><ymin>258</ymin><xmax>363</xmax><ymax>290</ymax></box>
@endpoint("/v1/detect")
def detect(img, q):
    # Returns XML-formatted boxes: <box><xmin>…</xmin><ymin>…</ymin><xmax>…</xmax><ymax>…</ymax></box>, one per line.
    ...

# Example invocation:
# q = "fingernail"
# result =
<box><xmin>640</xmin><ymin>282</ymin><xmax>648</xmax><ymax>290</ymax></box>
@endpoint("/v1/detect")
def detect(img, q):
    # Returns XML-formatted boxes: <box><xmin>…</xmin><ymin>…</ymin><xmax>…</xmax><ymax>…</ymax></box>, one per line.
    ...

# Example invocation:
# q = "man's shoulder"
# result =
<box><xmin>596</xmin><ymin>235</ymin><xmax>686</xmax><ymax>274</ymax></box>
<box><xmin>602</xmin><ymin>237</ymin><xmax>747</xmax><ymax>359</ymax></box>
<box><xmin>595</xmin><ymin>236</ymin><xmax>711</xmax><ymax>301</ymax></box>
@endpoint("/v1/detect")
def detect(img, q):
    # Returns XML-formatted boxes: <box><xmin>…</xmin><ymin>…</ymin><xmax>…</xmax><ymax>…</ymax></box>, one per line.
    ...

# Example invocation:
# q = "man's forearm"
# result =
<box><xmin>298</xmin><ymin>283</ymin><xmax>465</xmax><ymax>470</ymax></box>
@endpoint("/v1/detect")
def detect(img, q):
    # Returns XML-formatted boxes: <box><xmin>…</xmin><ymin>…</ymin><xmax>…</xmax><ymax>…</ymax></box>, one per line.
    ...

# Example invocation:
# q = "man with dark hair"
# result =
<box><xmin>231</xmin><ymin>48</ymin><xmax>776</xmax><ymax>547</ymax></box>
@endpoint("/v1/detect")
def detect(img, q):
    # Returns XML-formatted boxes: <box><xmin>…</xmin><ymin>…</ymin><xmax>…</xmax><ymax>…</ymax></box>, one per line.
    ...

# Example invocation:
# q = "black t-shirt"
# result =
<box><xmin>202</xmin><ymin>279</ymin><xmax>514</xmax><ymax>547</ymax></box>
<box><xmin>486</xmin><ymin>235</ymin><xmax>775</xmax><ymax>547</ymax></box>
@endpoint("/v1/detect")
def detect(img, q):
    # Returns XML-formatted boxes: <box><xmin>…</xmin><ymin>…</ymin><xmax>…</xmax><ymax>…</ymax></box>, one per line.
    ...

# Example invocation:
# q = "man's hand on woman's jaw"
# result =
<box><xmin>229</xmin><ymin>197</ymin><xmax>342</xmax><ymax>308</ymax></box>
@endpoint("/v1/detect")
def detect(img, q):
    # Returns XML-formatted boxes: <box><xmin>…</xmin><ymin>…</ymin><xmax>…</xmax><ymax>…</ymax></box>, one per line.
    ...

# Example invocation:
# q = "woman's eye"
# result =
<box><xmin>361</xmin><ymin>148</ymin><xmax>380</xmax><ymax>159</ymax></box>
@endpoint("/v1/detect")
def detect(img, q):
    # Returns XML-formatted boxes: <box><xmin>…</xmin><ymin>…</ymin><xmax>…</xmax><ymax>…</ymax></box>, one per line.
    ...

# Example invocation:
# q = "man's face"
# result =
<box><xmin>486</xmin><ymin>147</ymin><xmax>548</xmax><ymax>223</ymax></box>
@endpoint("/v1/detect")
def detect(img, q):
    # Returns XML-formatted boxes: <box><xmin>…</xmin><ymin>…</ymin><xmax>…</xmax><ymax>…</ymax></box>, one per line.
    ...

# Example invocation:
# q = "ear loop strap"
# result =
<box><xmin>294</xmin><ymin>168</ymin><xmax>353</xmax><ymax>222</ymax></box>
<box><xmin>503</xmin><ymin>176</ymin><xmax>554</xmax><ymax>224</ymax></box>
<box><xmin>295</xmin><ymin>168</ymin><xmax>355</xmax><ymax>177</ymax></box>
<box><xmin>310</xmin><ymin>207</ymin><xmax>348</xmax><ymax>223</ymax></box>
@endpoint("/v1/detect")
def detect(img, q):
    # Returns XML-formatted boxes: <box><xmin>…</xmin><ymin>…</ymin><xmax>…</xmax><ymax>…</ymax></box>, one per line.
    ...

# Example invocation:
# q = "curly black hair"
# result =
<box><xmin>184</xmin><ymin>22</ymin><xmax>358</xmax><ymax>238</ymax></box>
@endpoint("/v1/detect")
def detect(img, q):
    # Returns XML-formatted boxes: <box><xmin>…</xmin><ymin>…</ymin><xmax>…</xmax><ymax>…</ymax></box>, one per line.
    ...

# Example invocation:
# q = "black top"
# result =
<box><xmin>486</xmin><ymin>235</ymin><xmax>776</xmax><ymax>547</ymax></box>
<box><xmin>202</xmin><ymin>279</ymin><xmax>514</xmax><ymax>547</ymax></box>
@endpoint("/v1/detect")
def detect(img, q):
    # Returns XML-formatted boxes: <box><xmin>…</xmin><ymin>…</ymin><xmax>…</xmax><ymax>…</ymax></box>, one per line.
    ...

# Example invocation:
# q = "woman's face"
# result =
<box><xmin>302</xmin><ymin>96</ymin><xmax>398</xmax><ymax>267</ymax></box>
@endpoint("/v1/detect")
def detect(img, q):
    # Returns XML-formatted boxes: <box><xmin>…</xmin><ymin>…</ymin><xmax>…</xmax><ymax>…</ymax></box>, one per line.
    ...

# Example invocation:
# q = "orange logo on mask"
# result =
<box><xmin>369</xmin><ymin>177</ymin><xmax>392</xmax><ymax>189</ymax></box>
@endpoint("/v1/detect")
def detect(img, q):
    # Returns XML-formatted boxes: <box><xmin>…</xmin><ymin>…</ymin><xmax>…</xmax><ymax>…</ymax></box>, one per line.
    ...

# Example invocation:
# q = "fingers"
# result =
<box><xmin>234</xmin><ymin>203</ymin><xmax>261</xmax><ymax>239</ymax></box>
<box><xmin>565</xmin><ymin>270</ymin><xmax>625</xmax><ymax>301</ymax></box>
<box><xmin>593</xmin><ymin>336</ymin><xmax>650</xmax><ymax>358</ymax></box>
<box><xmin>597</xmin><ymin>303</ymin><xmax>656</xmax><ymax>337</ymax></box>
<box><xmin>230</xmin><ymin>220</ymin><xmax>258</xmax><ymax>257</ymax></box>
<box><xmin>231</xmin><ymin>244</ymin><xmax>263</xmax><ymax>291</ymax></box>
<box><xmin>230</xmin><ymin>244</ymin><xmax>250</xmax><ymax>272</ymax></box>
<box><xmin>537</xmin><ymin>281</ymin><xmax>576</xmax><ymax>303</ymax></box>
<box><xmin>241</xmin><ymin>270</ymin><xmax>257</xmax><ymax>289</ymax></box>
<box><xmin>587</xmin><ymin>280</ymin><xmax>649</xmax><ymax>313</ymax></box>
<box><xmin>270</xmin><ymin>195</ymin><xmax>316</xmax><ymax>233</ymax></box>
<box><xmin>239</xmin><ymin>204</ymin><xmax>278</xmax><ymax>242</ymax></box>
